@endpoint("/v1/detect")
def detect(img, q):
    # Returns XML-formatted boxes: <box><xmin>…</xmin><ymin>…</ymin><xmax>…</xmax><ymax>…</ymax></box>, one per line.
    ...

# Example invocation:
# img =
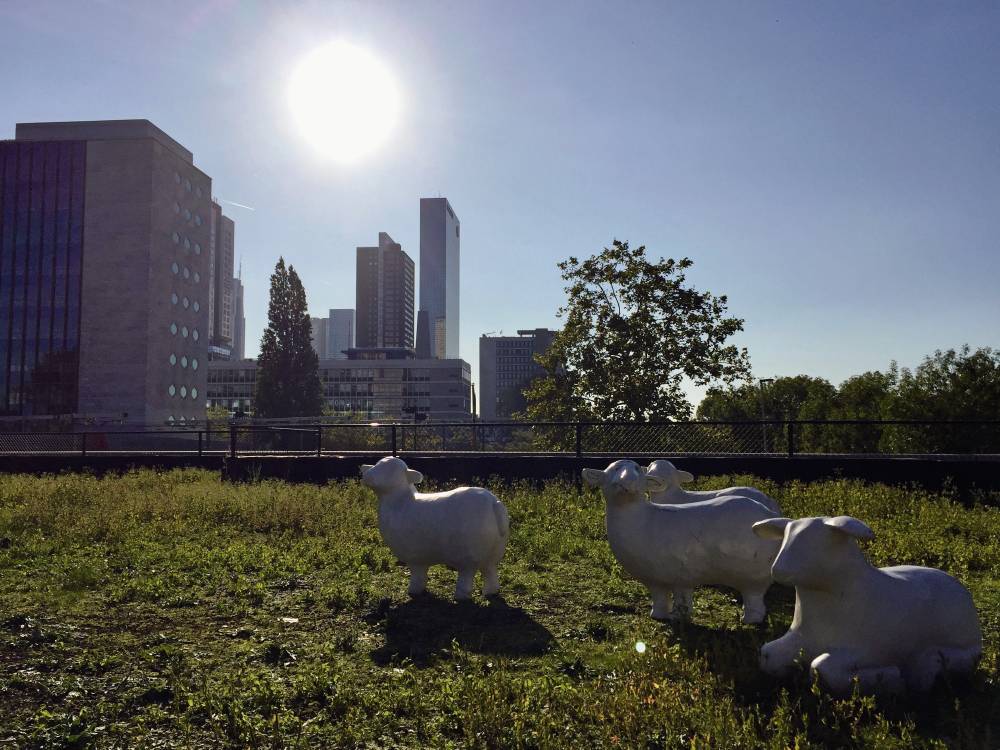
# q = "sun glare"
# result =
<box><xmin>289</xmin><ymin>41</ymin><xmax>400</xmax><ymax>164</ymax></box>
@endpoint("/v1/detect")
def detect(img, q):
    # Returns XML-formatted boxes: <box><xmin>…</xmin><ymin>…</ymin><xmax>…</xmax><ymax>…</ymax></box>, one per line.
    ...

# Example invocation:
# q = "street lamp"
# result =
<box><xmin>758</xmin><ymin>378</ymin><xmax>774</xmax><ymax>452</ymax></box>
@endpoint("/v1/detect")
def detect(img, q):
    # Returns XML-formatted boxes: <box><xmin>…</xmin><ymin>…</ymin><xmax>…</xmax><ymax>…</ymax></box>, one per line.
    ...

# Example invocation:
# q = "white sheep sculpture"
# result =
<box><xmin>646</xmin><ymin>459</ymin><xmax>782</xmax><ymax>515</ymax></box>
<box><xmin>360</xmin><ymin>456</ymin><xmax>510</xmax><ymax>601</ymax></box>
<box><xmin>752</xmin><ymin>515</ymin><xmax>982</xmax><ymax>695</ymax></box>
<box><xmin>583</xmin><ymin>459</ymin><xmax>781</xmax><ymax>623</ymax></box>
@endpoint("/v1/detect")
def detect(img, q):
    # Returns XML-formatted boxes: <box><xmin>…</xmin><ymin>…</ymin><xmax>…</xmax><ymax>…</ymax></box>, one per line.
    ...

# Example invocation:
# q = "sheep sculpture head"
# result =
<box><xmin>582</xmin><ymin>459</ymin><xmax>667</xmax><ymax>502</ymax></box>
<box><xmin>644</xmin><ymin>459</ymin><xmax>695</xmax><ymax>490</ymax></box>
<box><xmin>360</xmin><ymin>456</ymin><xmax>424</xmax><ymax>493</ymax></box>
<box><xmin>753</xmin><ymin>515</ymin><xmax>874</xmax><ymax>588</ymax></box>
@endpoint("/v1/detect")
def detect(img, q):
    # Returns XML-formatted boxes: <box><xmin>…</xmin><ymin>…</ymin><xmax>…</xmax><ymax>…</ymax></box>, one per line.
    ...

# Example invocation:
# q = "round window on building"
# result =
<box><xmin>183</xmin><ymin>208</ymin><xmax>191</xmax><ymax>221</ymax></box>
<box><xmin>184</xmin><ymin>178</ymin><xmax>192</xmax><ymax>192</ymax></box>
<box><xmin>192</xmin><ymin>301</ymin><xmax>200</xmax><ymax>312</ymax></box>
<box><xmin>169</xmin><ymin>354</ymin><xmax>176</xmax><ymax>365</ymax></box>
<box><xmin>194</xmin><ymin>214</ymin><xmax>202</xmax><ymax>226</ymax></box>
<box><xmin>182</xmin><ymin>296</ymin><xmax>189</xmax><ymax>309</ymax></box>
<box><xmin>191</xmin><ymin>387</ymin><xmax>198</xmax><ymax>400</ymax></box>
<box><xmin>181</xmin><ymin>356</ymin><xmax>188</xmax><ymax>368</ymax></box>
<box><xmin>180</xmin><ymin>386</ymin><xmax>187</xmax><ymax>398</ymax></box>
<box><xmin>173</xmin><ymin>202</ymin><xmax>180</xmax><ymax>214</ymax></box>
<box><xmin>191</xmin><ymin>358</ymin><xmax>199</xmax><ymax>370</ymax></box>
<box><xmin>193</xmin><ymin>271</ymin><xmax>200</xmax><ymax>283</ymax></box>
<box><xmin>168</xmin><ymin>385</ymin><xmax>176</xmax><ymax>397</ymax></box>
<box><xmin>171</xmin><ymin>292</ymin><xmax>178</xmax><ymax>305</ymax></box>
<box><xmin>181</xmin><ymin>326</ymin><xmax>189</xmax><ymax>338</ymax></box>
<box><xmin>194</xmin><ymin>243</ymin><xmax>201</xmax><ymax>255</ymax></box>
<box><xmin>171</xmin><ymin>262</ymin><xmax>179</xmax><ymax>275</ymax></box>
<box><xmin>192</xmin><ymin>329</ymin><xmax>199</xmax><ymax>342</ymax></box>
<box><xmin>183</xmin><ymin>237</ymin><xmax>190</xmax><ymax>249</ymax></box>
<box><xmin>183</xmin><ymin>267</ymin><xmax>190</xmax><ymax>279</ymax></box>
<box><xmin>170</xmin><ymin>323</ymin><xmax>178</xmax><ymax>335</ymax></box>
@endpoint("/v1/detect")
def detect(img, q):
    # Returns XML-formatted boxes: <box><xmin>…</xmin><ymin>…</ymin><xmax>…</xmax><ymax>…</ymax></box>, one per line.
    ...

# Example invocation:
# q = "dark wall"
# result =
<box><xmin>223</xmin><ymin>453</ymin><xmax>1000</xmax><ymax>502</ymax></box>
<box><xmin>0</xmin><ymin>454</ymin><xmax>222</xmax><ymax>476</ymax></box>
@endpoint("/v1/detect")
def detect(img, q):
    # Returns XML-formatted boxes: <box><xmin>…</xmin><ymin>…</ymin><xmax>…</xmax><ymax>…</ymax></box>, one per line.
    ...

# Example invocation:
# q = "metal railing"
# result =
<box><xmin>1</xmin><ymin>420</ymin><xmax>998</xmax><ymax>458</ymax></box>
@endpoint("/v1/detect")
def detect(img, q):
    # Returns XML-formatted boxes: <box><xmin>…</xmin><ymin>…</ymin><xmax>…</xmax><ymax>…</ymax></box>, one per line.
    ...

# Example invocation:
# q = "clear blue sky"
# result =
<box><xmin>2</xmin><ymin>1</ymin><xmax>998</xmax><ymax>406</ymax></box>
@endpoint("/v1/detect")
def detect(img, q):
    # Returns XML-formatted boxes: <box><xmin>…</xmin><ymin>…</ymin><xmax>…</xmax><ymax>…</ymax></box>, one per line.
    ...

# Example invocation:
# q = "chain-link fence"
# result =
<box><xmin>0</xmin><ymin>420</ymin><xmax>998</xmax><ymax>457</ymax></box>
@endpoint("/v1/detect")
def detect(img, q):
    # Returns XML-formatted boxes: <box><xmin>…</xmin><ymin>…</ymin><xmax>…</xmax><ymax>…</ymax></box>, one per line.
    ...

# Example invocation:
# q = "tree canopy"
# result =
<box><xmin>254</xmin><ymin>258</ymin><xmax>324</xmax><ymax>418</ymax></box>
<box><xmin>522</xmin><ymin>240</ymin><xmax>750</xmax><ymax>422</ymax></box>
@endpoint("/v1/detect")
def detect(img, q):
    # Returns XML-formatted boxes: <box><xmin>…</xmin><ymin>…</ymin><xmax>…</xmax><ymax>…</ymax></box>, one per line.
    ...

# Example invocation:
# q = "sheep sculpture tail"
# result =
<box><xmin>493</xmin><ymin>501</ymin><xmax>510</xmax><ymax>542</ymax></box>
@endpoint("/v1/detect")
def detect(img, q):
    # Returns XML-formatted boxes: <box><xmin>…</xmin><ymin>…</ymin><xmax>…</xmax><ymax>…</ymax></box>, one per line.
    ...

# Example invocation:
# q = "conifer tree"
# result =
<box><xmin>255</xmin><ymin>258</ymin><xmax>324</xmax><ymax>418</ymax></box>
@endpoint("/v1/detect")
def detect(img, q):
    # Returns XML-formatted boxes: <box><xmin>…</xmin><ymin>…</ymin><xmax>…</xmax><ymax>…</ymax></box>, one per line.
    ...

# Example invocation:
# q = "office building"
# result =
<box><xmin>326</xmin><ymin>308</ymin><xmax>354</xmax><ymax>359</ymax></box>
<box><xmin>207</xmin><ymin>354</ymin><xmax>472</xmax><ymax>421</ymax></box>
<box><xmin>0</xmin><ymin>119</ymin><xmax>211</xmax><ymax>424</ymax></box>
<box><xmin>418</xmin><ymin>198</ymin><xmax>460</xmax><ymax>359</ymax></box>
<box><xmin>478</xmin><ymin>328</ymin><xmax>556</xmax><ymax>420</ymax></box>
<box><xmin>232</xmin><ymin>273</ymin><xmax>245</xmax><ymax>360</ymax></box>
<box><xmin>310</xmin><ymin>316</ymin><xmax>328</xmax><ymax>360</ymax></box>
<box><xmin>356</xmin><ymin>232</ymin><xmax>414</xmax><ymax>350</ymax></box>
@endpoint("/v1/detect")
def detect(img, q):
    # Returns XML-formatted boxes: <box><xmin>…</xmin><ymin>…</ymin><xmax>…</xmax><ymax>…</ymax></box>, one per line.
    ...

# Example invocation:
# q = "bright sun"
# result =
<box><xmin>289</xmin><ymin>41</ymin><xmax>400</xmax><ymax>164</ymax></box>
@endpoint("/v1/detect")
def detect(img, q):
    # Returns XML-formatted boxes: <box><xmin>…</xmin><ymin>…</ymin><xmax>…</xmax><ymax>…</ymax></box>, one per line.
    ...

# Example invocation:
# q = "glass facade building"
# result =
<box><xmin>0</xmin><ymin>140</ymin><xmax>86</xmax><ymax>416</ymax></box>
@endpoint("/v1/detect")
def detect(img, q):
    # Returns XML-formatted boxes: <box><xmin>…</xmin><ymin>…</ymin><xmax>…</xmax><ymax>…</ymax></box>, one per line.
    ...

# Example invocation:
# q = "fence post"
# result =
<box><xmin>230</xmin><ymin>425</ymin><xmax>237</xmax><ymax>460</ymax></box>
<box><xmin>787</xmin><ymin>422</ymin><xmax>795</xmax><ymax>458</ymax></box>
<box><xmin>198</xmin><ymin>430</ymin><xmax>203</xmax><ymax>457</ymax></box>
<box><xmin>316</xmin><ymin>425</ymin><xmax>323</xmax><ymax>457</ymax></box>
<box><xmin>575</xmin><ymin>423</ymin><xmax>583</xmax><ymax>458</ymax></box>
<box><xmin>391</xmin><ymin>424</ymin><xmax>397</xmax><ymax>456</ymax></box>
<box><xmin>80</xmin><ymin>432</ymin><xmax>86</xmax><ymax>458</ymax></box>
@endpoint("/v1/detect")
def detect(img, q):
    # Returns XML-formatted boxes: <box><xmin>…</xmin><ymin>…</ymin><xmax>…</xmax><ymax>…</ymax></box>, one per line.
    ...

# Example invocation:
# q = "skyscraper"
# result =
<box><xmin>479</xmin><ymin>328</ymin><xmax>556</xmax><ymax>419</ymax></box>
<box><xmin>1</xmin><ymin>119</ymin><xmax>211</xmax><ymax>424</ymax></box>
<box><xmin>309</xmin><ymin>316</ymin><xmax>329</xmax><ymax>359</ymax></box>
<box><xmin>355</xmin><ymin>232</ymin><xmax>414</xmax><ymax>350</ymax></box>
<box><xmin>418</xmin><ymin>198</ymin><xmax>460</xmax><ymax>359</ymax></box>
<box><xmin>232</xmin><ymin>271</ymin><xmax>245</xmax><ymax>360</ymax></box>
<box><xmin>208</xmin><ymin>201</ymin><xmax>235</xmax><ymax>352</ymax></box>
<box><xmin>326</xmin><ymin>308</ymin><xmax>354</xmax><ymax>359</ymax></box>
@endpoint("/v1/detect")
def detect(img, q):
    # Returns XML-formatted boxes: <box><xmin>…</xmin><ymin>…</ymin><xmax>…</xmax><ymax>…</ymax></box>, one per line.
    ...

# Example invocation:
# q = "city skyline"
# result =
<box><xmin>2</xmin><ymin>2</ymin><xmax>998</xmax><ymax>406</ymax></box>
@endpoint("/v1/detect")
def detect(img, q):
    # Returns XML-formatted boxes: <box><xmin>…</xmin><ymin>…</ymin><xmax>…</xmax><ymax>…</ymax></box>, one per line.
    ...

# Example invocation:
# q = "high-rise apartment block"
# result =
<box><xmin>417</xmin><ymin>198</ymin><xmax>459</xmax><ymax>359</ymax></box>
<box><xmin>356</xmin><ymin>232</ymin><xmax>414</xmax><ymax>350</ymax></box>
<box><xmin>326</xmin><ymin>308</ymin><xmax>354</xmax><ymax>360</ymax></box>
<box><xmin>478</xmin><ymin>328</ymin><xmax>556</xmax><ymax>420</ymax></box>
<box><xmin>1</xmin><ymin>120</ymin><xmax>212</xmax><ymax>424</ymax></box>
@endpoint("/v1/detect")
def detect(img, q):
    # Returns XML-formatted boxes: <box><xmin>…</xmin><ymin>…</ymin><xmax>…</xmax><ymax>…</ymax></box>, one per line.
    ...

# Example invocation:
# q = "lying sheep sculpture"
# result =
<box><xmin>646</xmin><ymin>459</ymin><xmax>782</xmax><ymax>515</ymax></box>
<box><xmin>753</xmin><ymin>515</ymin><xmax>982</xmax><ymax>695</ymax></box>
<box><xmin>583</xmin><ymin>460</ymin><xmax>781</xmax><ymax>623</ymax></box>
<box><xmin>360</xmin><ymin>456</ymin><xmax>510</xmax><ymax>601</ymax></box>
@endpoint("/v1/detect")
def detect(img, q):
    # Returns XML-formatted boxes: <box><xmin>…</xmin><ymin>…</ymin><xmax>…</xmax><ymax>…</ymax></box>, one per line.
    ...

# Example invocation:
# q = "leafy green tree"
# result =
<box><xmin>522</xmin><ymin>240</ymin><xmax>750</xmax><ymax>423</ymax></box>
<box><xmin>254</xmin><ymin>258</ymin><xmax>324</xmax><ymax>418</ymax></box>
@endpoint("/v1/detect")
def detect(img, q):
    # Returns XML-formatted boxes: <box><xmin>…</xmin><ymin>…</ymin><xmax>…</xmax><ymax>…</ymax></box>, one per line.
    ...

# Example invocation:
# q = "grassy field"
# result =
<box><xmin>0</xmin><ymin>469</ymin><xmax>998</xmax><ymax>748</ymax></box>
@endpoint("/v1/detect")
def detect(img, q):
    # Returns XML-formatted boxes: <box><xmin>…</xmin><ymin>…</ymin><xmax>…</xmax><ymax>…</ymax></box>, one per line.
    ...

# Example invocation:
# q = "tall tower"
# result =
<box><xmin>355</xmin><ymin>232</ymin><xmax>414</xmax><ymax>349</ymax></box>
<box><xmin>327</xmin><ymin>309</ymin><xmax>354</xmax><ymax>360</ymax></box>
<box><xmin>208</xmin><ymin>202</ymin><xmax>235</xmax><ymax>352</ymax></box>
<box><xmin>232</xmin><ymin>265</ymin><xmax>245</xmax><ymax>360</ymax></box>
<box><xmin>418</xmin><ymin>198</ymin><xmax>460</xmax><ymax>359</ymax></box>
<box><xmin>1</xmin><ymin>119</ymin><xmax>212</xmax><ymax>424</ymax></box>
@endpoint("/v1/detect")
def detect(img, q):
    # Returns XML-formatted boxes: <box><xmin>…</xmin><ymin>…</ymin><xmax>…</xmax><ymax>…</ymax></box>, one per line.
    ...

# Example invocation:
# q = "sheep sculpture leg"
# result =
<box><xmin>455</xmin><ymin>568</ymin><xmax>477</xmax><ymax>601</ymax></box>
<box><xmin>671</xmin><ymin>588</ymin><xmax>693</xmax><ymax>620</ymax></box>
<box><xmin>740</xmin><ymin>588</ymin><xmax>769</xmax><ymax>625</ymax></box>
<box><xmin>649</xmin><ymin>587</ymin><xmax>673</xmax><ymax>620</ymax></box>
<box><xmin>760</xmin><ymin>631</ymin><xmax>806</xmax><ymax>676</ymax></box>
<box><xmin>811</xmin><ymin>652</ymin><xmax>905</xmax><ymax>695</ymax></box>
<box><xmin>905</xmin><ymin>646</ymin><xmax>981</xmax><ymax>691</ymax></box>
<box><xmin>481</xmin><ymin>564</ymin><xmax>500</xmax><ymax>598</ymax></box>
<box><xmin>407</xmin><ymin>565</ymin><xmax>429</xmax><ymax>597</ymax></box>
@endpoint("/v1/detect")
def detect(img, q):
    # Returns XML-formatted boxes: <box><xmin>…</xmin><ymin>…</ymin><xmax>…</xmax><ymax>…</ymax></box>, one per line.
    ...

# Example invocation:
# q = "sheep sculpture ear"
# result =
<box><xmin>752</xmin><ymin>517</ymin><xmax>792</xmax><ymax>540</ymax></box>
<box><xmin>677</xmin><ymin>469</ymin><xmax>695</xmax><ymax>484</ymax></box>
<box><xmin>359</xmin><ymin>464</ymin><xmax>374</xmax><ymax>475</ymax></box>
<box><xmin>405</xmin><ymin>469</ymin><xmax>424</xmax><ymax>485</ymax></box>
<box><xmin>824</xmin><ymin>516</ymin><xmax>875</xmax><ymax>540</ymax></box>
<box><xmin>581</xmin><ymin>468</ymin><xmax>605</xmax><ymax>487</ymax></box>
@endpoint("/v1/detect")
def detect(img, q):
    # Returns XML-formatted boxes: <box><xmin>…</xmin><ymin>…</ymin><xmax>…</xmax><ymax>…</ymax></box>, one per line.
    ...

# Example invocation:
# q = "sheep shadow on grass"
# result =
<box><xmin>369</xmin><ymin>594</ymin><xmax>555</xmax><ymax>667</ymax></box>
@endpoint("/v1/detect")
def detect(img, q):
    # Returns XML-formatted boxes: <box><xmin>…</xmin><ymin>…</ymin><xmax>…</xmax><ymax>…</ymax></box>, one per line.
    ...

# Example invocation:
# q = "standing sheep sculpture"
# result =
<box><xmin>646</xmin><ymin>459</ymin><xmax>782</xmax><ymax>514</ymax></box>
<box><xmin>360</xmin><ymin>457</ymin><xmax>510</xmax><ymax>601</ymax></box>
<box><xmin>583</xmin><ymin>460</ymin><xmax>781</xmax><ymax>623</ymax></box>
<box><xmin>752</xmin><ymin>515</ymin><xmax>982</xmax><ymax>695</ymax></box>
